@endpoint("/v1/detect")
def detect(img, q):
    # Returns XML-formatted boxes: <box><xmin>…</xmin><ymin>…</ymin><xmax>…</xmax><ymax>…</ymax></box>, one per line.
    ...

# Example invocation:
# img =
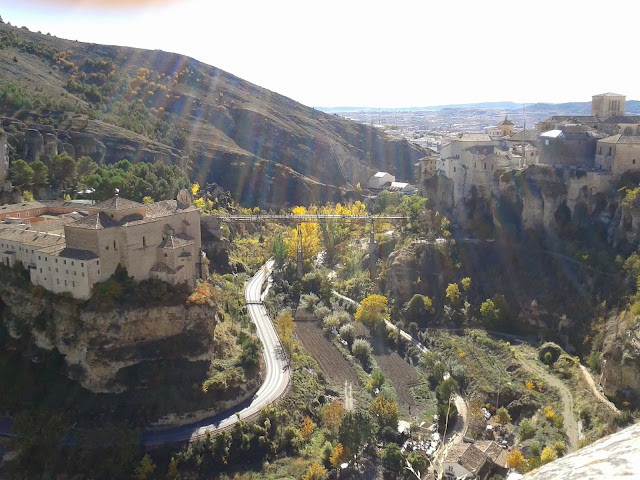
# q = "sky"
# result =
<box><xmin>2</xmin><ymin>0</ymin><xmax>639</xmax><ymax>108</ymax></box>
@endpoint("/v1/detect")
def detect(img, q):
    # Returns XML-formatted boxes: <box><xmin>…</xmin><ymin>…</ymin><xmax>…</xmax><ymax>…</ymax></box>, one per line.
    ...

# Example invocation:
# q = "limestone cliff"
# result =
<box><xmin>598</xmin><ymin>311</ymin><xmax>640</xmax><ymax>403</ymax></box>
<box><xmin>2</xmin><ymin>284</ymin><xmax>216</xmax><ymax>393</ymax></box>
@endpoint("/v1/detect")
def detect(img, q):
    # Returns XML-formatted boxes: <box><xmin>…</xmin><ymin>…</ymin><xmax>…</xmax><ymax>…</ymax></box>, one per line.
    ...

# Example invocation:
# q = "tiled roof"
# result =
<box><xmin>0</xmin><ymin>225</ymin><xmax>65</xmax><ymax>249</ymax></box>
<box><xmin>456</xmin><ymin>133</ymin><xmax>493</xmax><ymax>142</ymax></box>
<box><xmin>475</xmin><ymin>441</ymin><xmax>504</xmax><ymax>462</ymax></box>
<box><xmin>91</xmin><ymin>196</ymin><xmax>143</xmax><ymax>211</ymax></box>
<box><xmin>505</xmin><ymin>129</ymin><xmax>538</xmax><ymax>142</ymax></box>
<box><xmin>599</xmin><ymin>134</ymin><xmax>640</xmax><ymax>144</ymax></box>
<box><xmin>443</xmin><ymin>444</ymin><xmax>488</xmax><ymax>475</ymax></box>
<box><xmin>68</xmin><ymin>212</ymin><xmax>117</xmax><ymax>230</ymax></box>
<box><xmin>498</xmin><ymin>117</ymin><xmax>514</xmax><ymax>126</ymax></box>
<box><xmin>602</xmin><ymin>116</ymin><xmax>640</xmax><ymax>124</ymax></box>
<box><xmin>0</xmin><ymin>201</ymin><xmax>46</xmax><ymax>214</ymax></box>
<box><xmin>459</xmin><ymin>445</ymin><xmax>488</xmax><ymax>474</ymax></box>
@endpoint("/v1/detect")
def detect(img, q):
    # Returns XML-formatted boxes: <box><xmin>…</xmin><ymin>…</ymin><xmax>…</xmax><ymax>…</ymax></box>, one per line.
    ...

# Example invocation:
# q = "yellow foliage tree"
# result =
<box><xmin>329</xmin><ymin>443</ymin><xmax>345</xmax><ymax>468</ymax></box>
<box><xmin>369</xmin><ymin>395</ymin><xmax>399</xmax><ymax>429</ymax></box>
<box><xmin>322</xmin><ymin>399</ymin><xmax>345</xmax><ymax>434</ymax></box>
<box><xmin>191</xmin><ymin>182</ymin><xmax>200</xmax><ymax>197</ymax></box>
<box><xmin>506</xmin><ymin>449</ymin><xmax>524</xmax><ymax>469</ymax></box>
<box><xmin>355</xmin><ymin>294</ymin><xmax>388</xmax><ymax>329</ymax></box>
<box><xmin>525</xmin><ymin>380</ymin><xmax>535</xmax><ymax>390</ymax></box>
<box><xmin>300</xmin><ymin>415</ymin><xmax>315</xmax><ymax>440</ymax></box>
<box><xmin>286</xmin><ymin>206</ymin><xmax>321</xmax><ymax>261</ymax></box>
<box><xmin>540</xmin><ymin>445</ymin><xmax>557</xmax><ymax>464</ymax></box>
<box><xmin>275</xmin><ymin>311</ymin><xmax>296</xmax><ymax>354</ymax></box>
<box><xmin>446</xmin><ymin>283</ymin><xmax>461</xmax><ymax>306</ymax></box>
<box><xmin>302</xmin><ymin>462</ymin><xmax>327</xmax><ymax>480</ymax></box>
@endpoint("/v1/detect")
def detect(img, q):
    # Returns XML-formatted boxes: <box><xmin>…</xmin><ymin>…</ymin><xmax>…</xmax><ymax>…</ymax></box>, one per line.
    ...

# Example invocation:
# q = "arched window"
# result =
<box><xmin>143</xmin><ymin>236</ymin><xmax>146</xmax><ymax>247</ymax></box>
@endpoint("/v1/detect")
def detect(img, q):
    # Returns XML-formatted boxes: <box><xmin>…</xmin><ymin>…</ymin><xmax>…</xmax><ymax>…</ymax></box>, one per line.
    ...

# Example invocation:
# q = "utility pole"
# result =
<box><xmin>522</xmin><ymin>103</ymin><xmax>527</xmax><ymax>168</ymax></box>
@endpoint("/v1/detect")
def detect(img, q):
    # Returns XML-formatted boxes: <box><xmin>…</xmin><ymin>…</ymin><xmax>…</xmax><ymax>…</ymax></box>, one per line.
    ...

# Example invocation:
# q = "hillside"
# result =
<box><xmin>0</xmin><ymin>22</ymin><xmax>426</xmax><ymax>207</ymax></box>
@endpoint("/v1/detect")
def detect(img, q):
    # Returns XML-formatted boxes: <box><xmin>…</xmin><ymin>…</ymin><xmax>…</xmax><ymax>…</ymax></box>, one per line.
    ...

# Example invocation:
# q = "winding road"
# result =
<box><xmin>142</xmin><ymin>260</ymin><xmax>290</xmax><ymax>445</ymax></box>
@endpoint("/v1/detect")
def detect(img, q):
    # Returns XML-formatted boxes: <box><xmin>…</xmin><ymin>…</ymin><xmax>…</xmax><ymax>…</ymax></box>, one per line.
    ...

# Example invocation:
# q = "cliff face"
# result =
<box><xmin>423</xmin><ymin>166</ymin><xmax>629</xmax><ymax>246</ymax></box>
<box><xmin>598</xmin><ymin>311</ymin><xmax>640</xmax><ymax>402</ymax></box>
<box><xmin>2</xmin><ymin>284</ymin><xmax>216</xmax><ymax>393</ymax></box>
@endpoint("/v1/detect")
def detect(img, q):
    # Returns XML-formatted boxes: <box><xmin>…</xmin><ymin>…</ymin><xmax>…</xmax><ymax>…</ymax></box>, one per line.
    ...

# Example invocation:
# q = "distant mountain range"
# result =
<box><xmin>320</xmin><ymin>100</ymin><xmax>640</xmax><ymax>115</ymax></box>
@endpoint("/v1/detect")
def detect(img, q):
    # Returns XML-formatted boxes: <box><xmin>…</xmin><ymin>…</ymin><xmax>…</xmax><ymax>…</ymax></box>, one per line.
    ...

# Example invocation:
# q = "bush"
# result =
<box><xmin>339</xmin><ymin>323</ymin><xmax>355</xmax><ymax>348</ymax></box>
<box><xmin>518</xmin><ymin>418</ymin><xmax>536</xmax><ymax>441</ymax></box>
<box><xmin>352</xmin><ymin>338</ymin><xmax>372</xmax><ymax>367</ymax></box>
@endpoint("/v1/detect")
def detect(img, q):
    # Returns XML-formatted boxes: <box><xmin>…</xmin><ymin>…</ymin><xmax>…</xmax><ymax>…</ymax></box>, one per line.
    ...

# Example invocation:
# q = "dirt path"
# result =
<box><xmin>578</xmin><ymin>365</ymin><xmax>620</xmax><ymax>414</ymax></box>
<box><xmin>518</xmin><ymin>353</ymin><xmax>578</xmax><ymax>452</ymax></box>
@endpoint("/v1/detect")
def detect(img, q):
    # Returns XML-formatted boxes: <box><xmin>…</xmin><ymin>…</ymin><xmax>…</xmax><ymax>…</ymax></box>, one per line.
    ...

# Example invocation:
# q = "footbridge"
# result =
<box><xmin>205</xmin><ymin>214</ymin><xmax>407</xmax><ymax>277</ymax></box>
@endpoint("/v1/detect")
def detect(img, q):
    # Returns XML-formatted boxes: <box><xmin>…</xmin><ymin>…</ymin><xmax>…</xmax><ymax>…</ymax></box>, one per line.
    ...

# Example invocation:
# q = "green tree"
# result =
<box><xmin>461</xmin><ymin>277</ymin><xmax>471</xmax><ymax>291</ymax></box>
<box><xmin>271</xmin><ymin>233</ymin><xmax>288</xmax><ymax>269</ymax></box>
<box><xmin>50</xmin><ymin>152</ymin><xmax>77</xmax><ymax>186</ymax></box>
<box><xmin>381</xmin><ymin>443</ymin><xmax>404</xmax><ymax>473</ymax></box>
<box><xmin>480</xmin><ymin>299</ymin><xmax>499</xmax><ymax>326</ymax></box>
<box><xmin>496</xmin><ymin>407</ymin><xmax>511</xmax><ymax>425</ymax></box>
<box><xmin>133</xmin><ymin>454</ymin><xmax>156</xmax><ymax>480</ymax></box>
<box><xmin>31</xmin><ymin>160</ymin><xmax>48</xmax><ymax>187</ymax></box>
<box><xmin>338</xmin><ymin>411</ymin><xmax>376</xmax><ymax>456</ymax></box>
<box><xmin>352</xmin><ymin>338</ymin><xmax>372</xmax><ymax>367</ymax></box>
<box><xmin>436</xmin><ymin>378</ymin><xmax>460</xmax><ymax>404</ymax></box>
<box><xmin>9</xmin><ymin>159</ymin><xmax>34</xmax><ymax>189</ymax></box>
<box><xmin>518</xmin><ymin>418</ymin><xmax>536</xmax><ymax>441</ymax></box>
<box><xmin>77</xmin><ymin>155</ymin><xmax>98</xmax><ymax>177</ymax></box>
<box><xmin>339</xmin><ymin>323</ymin><xmax>355</xmax><ymax>349</ymax></box>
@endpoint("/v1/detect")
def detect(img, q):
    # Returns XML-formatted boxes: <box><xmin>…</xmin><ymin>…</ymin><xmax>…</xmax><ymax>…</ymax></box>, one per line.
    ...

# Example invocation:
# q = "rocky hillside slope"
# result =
<box><xmin>0</xmin><ymin>22</ymin><xmax>426</xmax><ymax>207</ymax></box>
<box><xmin>1</xmin><ymin>282</ymin><xmax>216</xmax><ymax>393</ymax></box>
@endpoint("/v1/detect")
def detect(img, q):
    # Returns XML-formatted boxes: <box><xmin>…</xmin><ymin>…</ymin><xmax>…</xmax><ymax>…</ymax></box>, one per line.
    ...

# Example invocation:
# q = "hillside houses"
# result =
<box><xmin>421</xmin><ymin>92</ymin><xmax>640</xmax><ymax>201</ymax></box>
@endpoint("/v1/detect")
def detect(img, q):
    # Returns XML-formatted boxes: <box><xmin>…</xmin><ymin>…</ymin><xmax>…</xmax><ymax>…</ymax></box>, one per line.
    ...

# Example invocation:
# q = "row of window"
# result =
<box><xmin>42</xmin><ymin>266</ymin><xmax>86</xmax><ymax>277</ymax></box>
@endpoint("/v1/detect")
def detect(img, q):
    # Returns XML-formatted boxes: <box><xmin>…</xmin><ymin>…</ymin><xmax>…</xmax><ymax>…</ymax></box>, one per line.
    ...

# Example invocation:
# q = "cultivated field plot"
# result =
<box><xmin>295</xmin><ymin>319</ymin><xmax>359</xmax><ymax>385</ymax></box>
<box><xmin>373</xmin><ymin>348</ymin><xmax>420</xmax><ymax>413</ymax></box>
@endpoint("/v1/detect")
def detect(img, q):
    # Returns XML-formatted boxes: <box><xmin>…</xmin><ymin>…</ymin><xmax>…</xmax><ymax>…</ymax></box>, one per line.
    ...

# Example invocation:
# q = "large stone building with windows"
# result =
<box><xmin>0</xmin><ymin>192</ymin><xmax>205</xmax><ymax>299</ymax></box>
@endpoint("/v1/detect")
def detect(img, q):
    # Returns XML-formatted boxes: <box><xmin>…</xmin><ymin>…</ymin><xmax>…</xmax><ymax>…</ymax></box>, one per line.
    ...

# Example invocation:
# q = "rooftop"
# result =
<box><xmin>593</xmin><ymin>92</ymin><xmax>625</xmax><ymax>97</ymax></box>
<box><xmin>599</xmin><ymin>134</ymin><xmax>640</xmax><ymax>144</ymax></box>
<box><xmin>0</xmin><ymin>201</ymin><xmax>46</xmax><ymax>214</ymax></box>
<box><xmin>91</xmin><ymin>196</ymin><xmax>143</xmax><ymax>211</ymax></box>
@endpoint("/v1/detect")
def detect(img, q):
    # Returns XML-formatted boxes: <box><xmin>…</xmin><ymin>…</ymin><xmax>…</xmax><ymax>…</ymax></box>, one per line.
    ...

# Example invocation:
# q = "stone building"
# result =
<box><xmin>591</xmin><ymin>92</ymin><xmax>626</xmax><ymax>118</ymax></box>
<box><xmin>538</xmin><ymin>125</ymin><xmax>603</xmax><ymax>169</ymax></box>
<box><xmin>595</xmin><ymin>134</ymin><xmax>640</xmax><ymax>174</ymax></box>
<box><xmin>0</xmin><ymin>192</ymin><xmax>205</xmax><ymax>299</ymax></box>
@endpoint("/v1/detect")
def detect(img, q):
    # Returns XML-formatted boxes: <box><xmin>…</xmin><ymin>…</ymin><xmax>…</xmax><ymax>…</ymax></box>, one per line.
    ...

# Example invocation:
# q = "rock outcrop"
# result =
<box><xmin>2</xmin><ymin>284</ymin><xmax>217</xmax><ymax>393</ymax></box>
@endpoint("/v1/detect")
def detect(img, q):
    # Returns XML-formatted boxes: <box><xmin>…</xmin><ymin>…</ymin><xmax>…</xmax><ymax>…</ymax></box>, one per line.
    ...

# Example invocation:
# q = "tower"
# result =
<box><xmin>592</xmin><ymin>92</ymin><xmax>626</xmax><ymax>118</ymax></box>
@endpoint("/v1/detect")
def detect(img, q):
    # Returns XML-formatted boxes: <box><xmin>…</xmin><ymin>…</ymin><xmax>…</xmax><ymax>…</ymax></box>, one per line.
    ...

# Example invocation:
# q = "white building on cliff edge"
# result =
<box><xmin>0</xmin><ymin>190</ymin><xmax>206</xmax><ymax>299</ymax></box>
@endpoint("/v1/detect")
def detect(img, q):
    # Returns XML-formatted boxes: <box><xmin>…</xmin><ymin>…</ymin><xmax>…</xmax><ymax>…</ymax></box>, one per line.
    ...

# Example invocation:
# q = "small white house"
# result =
<box><xmin>388</xmin><ymin>182</ymin><xmax>417</xmax><ymax>195</ymax></box>
<box><xmin>367</xmin><ymin>172</ymin><xmax>395</xmax><ymax>189</ymax></box>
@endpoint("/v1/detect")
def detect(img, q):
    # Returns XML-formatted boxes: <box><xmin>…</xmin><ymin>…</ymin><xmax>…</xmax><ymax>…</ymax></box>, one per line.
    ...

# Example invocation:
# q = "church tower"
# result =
<box><xmin>592</xmin><ymin>92</ymin><xmax>626</xmax><ymax>118</ymax></box>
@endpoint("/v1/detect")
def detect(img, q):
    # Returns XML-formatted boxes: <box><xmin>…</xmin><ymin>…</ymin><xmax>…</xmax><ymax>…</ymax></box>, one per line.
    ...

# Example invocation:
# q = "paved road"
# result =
<box><xmin>0</xmin><ymin>263</ymin><xmax>291</xmax><ymax>445</ymax></box>
<box><xmin>141</xmin><ymin>260</ymin><xmax>291</xmax><ymax>445</ymax></box>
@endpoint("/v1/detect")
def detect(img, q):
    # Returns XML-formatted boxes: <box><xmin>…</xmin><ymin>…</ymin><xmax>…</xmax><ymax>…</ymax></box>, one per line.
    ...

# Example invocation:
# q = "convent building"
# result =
<box><xmin>0</xmin><ymin>191</ymin><xmax>206</xmax><ymax>299</ymax></box>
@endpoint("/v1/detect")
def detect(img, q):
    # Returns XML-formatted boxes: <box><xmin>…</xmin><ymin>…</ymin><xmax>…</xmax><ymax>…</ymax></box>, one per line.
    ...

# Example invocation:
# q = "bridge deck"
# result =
<box><xmin>210</xmin><ymin>214</ymin><xmax>407</xmax><ymax>223</ymax></box>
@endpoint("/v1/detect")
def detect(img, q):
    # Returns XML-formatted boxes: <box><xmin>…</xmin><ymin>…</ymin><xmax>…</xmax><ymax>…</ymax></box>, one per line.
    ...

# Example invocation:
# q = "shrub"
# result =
<box><xmin>339</xmin><ymin>323</ymin><xmax>355</xmax><ymax>348</ymax></box>
<box><xmin>518</xmin><ymin>418</ymin><xmax>536</xmax><ymax>441</ymax></box>
<box><xmin>352</xmin><ymin>338</ymin><xmax>372</xmax><ymax>367</ymax></box>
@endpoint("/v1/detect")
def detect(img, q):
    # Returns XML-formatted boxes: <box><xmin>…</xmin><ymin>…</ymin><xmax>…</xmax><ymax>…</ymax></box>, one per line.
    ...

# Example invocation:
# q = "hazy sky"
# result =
<box><xmin>2</xmin><ymin>0</ymin><xmax>638</xmax><ymax>108</ymax></box>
